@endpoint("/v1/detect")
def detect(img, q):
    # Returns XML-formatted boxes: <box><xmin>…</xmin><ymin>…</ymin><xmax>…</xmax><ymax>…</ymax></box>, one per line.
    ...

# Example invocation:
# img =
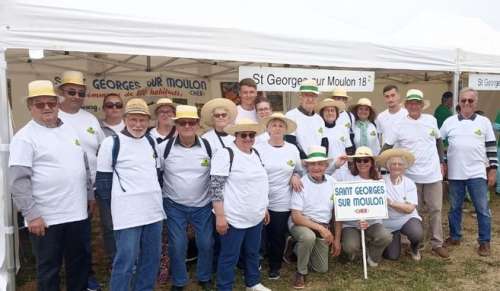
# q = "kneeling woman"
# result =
<box><xmin>209</xmin><ymin>118</ymin><xmax>271</xmax><ymax>291</ymax></box>
<box><xmin>378</xmin><ymin>149</ymin><xmax>423</xmax><ymax>261</ymax></box>
<box><xmin>341</xmin><ymin>147</ymin><xmax>393</xmax><ymax>267</ymax></box>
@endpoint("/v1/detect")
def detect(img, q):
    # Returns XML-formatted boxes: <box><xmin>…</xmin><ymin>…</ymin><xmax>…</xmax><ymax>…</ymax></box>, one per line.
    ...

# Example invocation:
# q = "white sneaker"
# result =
<box><xmin>411</xmin><ymin>249</ymin><xmax>422</xmax><ymax>261</ymax></box>
<box><xmin>246</xmin><ymin>283</ymin><xmax>271</xmax><ymax>291</ymax></box>
<box><xmin>366</xmin><ymin>254</ymin><xmax>378</xmax><ymax>267</ymax></box>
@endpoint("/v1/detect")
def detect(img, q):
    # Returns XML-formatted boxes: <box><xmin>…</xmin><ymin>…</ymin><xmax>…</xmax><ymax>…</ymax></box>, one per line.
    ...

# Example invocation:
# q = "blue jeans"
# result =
<box><xmin>30</xmin><ymin>218</ymin><xmax>90</xmax><ymax>291</ymax></box>
<box><xmin>110</xmin><ymin>221</ymin><xmax>163</xmax><ymax>291</ymax></box>
<box><xmin>217</xmin><ymin>222</ymin><xmax>263</xmax><ymax>291</ymax></box>
<box><xmin>448</xmin><ymin>178</ymin><xmax>491</xmax><ymax>243</ymax></box>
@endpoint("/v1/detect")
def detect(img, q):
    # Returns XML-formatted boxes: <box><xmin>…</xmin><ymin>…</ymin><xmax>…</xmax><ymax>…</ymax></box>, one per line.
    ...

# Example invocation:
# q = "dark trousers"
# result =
<box><xmin>30</xmin><ymin>218</ymin><xmax>91</xmax><ymax>291</ymax></box>
<box><xmin>96</xmin><ymin>196</ymin><xmax>116</xmax><ymax>261</ymax></box>
<box><xmin>265</xmin><ymin>210</ymin><xmax>290</xmax><ymax>271</ymax></box>
<box><xmin>383</xmin><ymin>218</ymin><xmax>423</xmax><ymax>260</ymax></box>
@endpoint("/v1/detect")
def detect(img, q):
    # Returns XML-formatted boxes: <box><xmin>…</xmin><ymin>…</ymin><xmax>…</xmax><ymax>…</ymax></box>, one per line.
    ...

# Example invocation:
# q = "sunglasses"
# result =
<box><xmin>355</xmin><ymin>158</ymin><xmax>371</xmax><ymax>164</ymax></box>
<box><xmin>238</xmin><ymin>132</ymin><xmax>256</xmax><ymax>139</ymax></box>
<box><xmin>63</xmin><ymin>89</ymin><xmax>86</xmax><ymax>98</ymax></box>
<box><xmin>32</xmin><ymin>101</ymin><xmax>58</xmax><ymax>110</ymax></box>
<box><xmin>176</xmin><ymin>120</ymin><xmax>198</xmax><ymax>127</ymax></box>
<box><xmin>460</xmin><ymin>98</ymin><xmax>475</xmax><ymax>104</ymax></box>
<box><xmin>104</xmin><ymin>102</ymin><xmax>123</xmax><ymax>109</ymax></box>
<box><xmin>213</xmin><ymin>113</ymin><xmax>228</xmax><ymax>119</ymax></box>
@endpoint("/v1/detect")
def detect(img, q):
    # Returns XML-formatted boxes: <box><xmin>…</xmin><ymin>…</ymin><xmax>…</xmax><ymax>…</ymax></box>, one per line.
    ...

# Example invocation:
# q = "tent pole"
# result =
<box><xmin>452</xmin><ymin>49</ymin><xmax>460</xmax><ymax>113</ymax></box>
<box><xmin>0</xmin><ymin>48</ymin><xmax>16</xmax><ymax>291</ymax></box>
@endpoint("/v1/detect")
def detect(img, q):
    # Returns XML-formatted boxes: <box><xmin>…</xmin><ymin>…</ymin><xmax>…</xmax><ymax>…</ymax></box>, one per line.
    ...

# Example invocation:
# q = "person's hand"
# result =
<box><xmin>264</xmin><ymin>209</ymin><xmax>271</xmax><ymax>225</ymax></box>
<box><xmin>335</xmin><ymin>155</ymin><xmax>348</xmax><ymax>169</ymax></box>
<box><xmin>331</xmin><ymin>239</ymin><xmax>341</xmax><ymax>256</ymax></box>
<box><xmin>319</xmin><ymin>226</ymin><xmax>334</xmax><ymax>245</ymax></box>
<box><xmin>216</xmin><ymin>215</ymin><xmax>229</xmax><ymax>235</ymax></box>
<box><xmin>358</xmin><ymin>220</ymin><xmax>369</xmax><ymax>230</ymax></box>
<box><xmin>441</xmin><ymin>163</ymin><xmax>447</xmax><ymax>178</ymax></box>
<box><xmin>488</xmin><ymin>169</ymin><xmax>497</xmax><ymax>187</ymax></box>
<box><xmin>88</xmin><ymin>200</ymin><xmax>96</xmax><ymax>215</ymax></box>
<box><xmin>386</xmin><ymin>198</ymin><xmax>393</xmax><ymax>208</ymax></box>
<box><xmin>290</xmin><ymin>174</ymin><xmax>303</xmax><ymax>192</ymax></box>
<box><xmin>28</xmin><ymin>217</ymin><xmax>47</xmax><ymax>236</ymax></box>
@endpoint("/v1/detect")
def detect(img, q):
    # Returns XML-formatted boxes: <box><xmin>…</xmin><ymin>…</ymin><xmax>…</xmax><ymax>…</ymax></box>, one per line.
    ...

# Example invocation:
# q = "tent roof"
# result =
<box><xmin>1</xmin><ymin>0</ymin><xmax>500</xmax><ymax>73</ymax></box>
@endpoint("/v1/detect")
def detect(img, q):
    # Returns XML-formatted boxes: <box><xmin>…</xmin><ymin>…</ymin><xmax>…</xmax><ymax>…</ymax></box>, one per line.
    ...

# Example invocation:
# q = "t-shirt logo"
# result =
<box><xmin>74</xmin><ymin>139</ymin><xmax>81</xmax><ymax>146</ymax></box>
<box><xmin>345</xmin><ymin>122</ymin><xmax>351</xmax><ymax>128</ymax></box>
<box><xmin>340</xmin><ymin>136</ymin><xmax>345</xmax><ymax>142</ymax></box>
<box><xmin>370</xmin><ymin>130</ymin><xmax>376</xmax><ymax>136</ymax></box>
<box><xmin>287</xmin><ymin>160</ymin><xmax>295</xmax><ymax>167</ymax></box>
<box><xmin>429</xmin><ymin>129</ymin><xmax>438</xmax><ymax>137</ymax></box>
<box><xmin>87</xmin><ymin>127</ymin><xmax>96</xmax><ymax>135</ymax></box>
<box><xmin>474</xmin><ymin>129</ymin><xmax>482</xmax><ymax>136</ymax></box>
<box><xmin>201</xmin><ymin>158</ymin><xmax>209</xmax><ymax>167</ymax></box>
<box><xmin>318</xmin><ymin>127</ymin><xmax>323</xmax><ymax>134</ymax></box>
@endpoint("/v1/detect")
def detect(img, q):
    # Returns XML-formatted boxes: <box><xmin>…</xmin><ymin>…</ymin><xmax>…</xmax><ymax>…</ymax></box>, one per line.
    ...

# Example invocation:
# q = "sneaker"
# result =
<box><xmin>478</xmin><ymin>242</ymin><xmax>491</xmax><ymax>257</ymax></box>
<box><xmin>410</xmin><ymin>249</ymin><xmax>422</xmax><ymax>261</ymax></box>
<box><xmin>293</xmin><ymin>272</ymin><xmax>305</xmax><ymax>289</ymax></box>
<box><xmin>268</xmin><ymin>269</ymin><xmax>280</xmax><ymax>280</ymax></box>
<box><xmin>366</xmin><ymin>254</ymin><xmax>378</xmax><ymax>267</ymax></box>
<box><xmin>246</xmin><ymin>283</ymin><xmax>271</xmax><ymax>291</ymax></box>
<box><xmin>444</xmin><ymin>237</ymin><xmax>461</xmax><ymax>247</ymax></box>
<box><xmin>87</xmin><ymin>276</ymin><xmax>101</xmax><ymax>291</ymax></box>
<box><xmin>283</xmin><ymin>236</ymin><xmax>297</xmax><ymax>264</ymax></box>
<box><xmin>432</xmin><ymin>246</ymin><xmax>450</xmax><ymax>258</ymax></box>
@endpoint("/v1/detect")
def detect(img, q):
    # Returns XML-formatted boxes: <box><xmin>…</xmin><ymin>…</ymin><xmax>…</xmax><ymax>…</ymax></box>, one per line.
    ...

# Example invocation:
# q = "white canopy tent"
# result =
<box><xmin>2</xmin><ymin>0</ymin><xmax>500</xmax><ymax>289</ymax></box>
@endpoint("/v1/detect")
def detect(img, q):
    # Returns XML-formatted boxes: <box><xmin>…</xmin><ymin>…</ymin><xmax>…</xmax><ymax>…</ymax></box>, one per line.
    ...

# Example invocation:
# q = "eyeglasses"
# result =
<box><xmin>355</xmin><ymin>158</ymin><xmax>371</xmax><ymax>164</ymax></box>
<box><xmin>157</xmin><ymin>109</ymin><xmax>174</xmax><ymax>115</ymax></box>
<box><xmin>460</xmin><ymin>98</ymin><xmax>475</xmax><ymax>104</ymax></box>
<box><xmin>32</xmin><ymin>101</ymin><xmax>58</xmax><ymax>110</ymax></box>
<box><xmin>238</xmin><ymin>132</ymin><xmax>256</xmax><ymax>139</ymax></box>
<box><xmin>213</xmin><ymin>113</ymin><xmax>228</xmax><ymax>119</ymax></box>
<box><xmin>176</xmin><ymin>120</ymin><xmax>198</xmax><ymax>127</ymax></box>
<box><xmin>104</xmin><ymin>102</ymin><xmax>123</xmax><ymax>109</ymax></box>
<box><xmin>333</xmin><ymin>96</ymin><xmax>348</xmax><ymax>101</ymax></box>
<box><xmin>62</xmin><ymin>89</ymin><xmax>86</xmax><ymax>98</ymax></box>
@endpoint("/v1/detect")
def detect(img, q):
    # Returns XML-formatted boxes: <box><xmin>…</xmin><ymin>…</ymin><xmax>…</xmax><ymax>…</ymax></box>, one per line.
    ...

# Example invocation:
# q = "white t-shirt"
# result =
<box><xmin>210</xmin><ymin>143</ymin><xmax>269</xmax><ymax>229</ymax></box>
<box><xmin>440</xmin><ymin>114</ymin><xmax>496</xmax><ymax>180</ymax></box>
<box><xmin>97</xmin><ymin>133</ymin><xmax>166</xmax><ymax>230</ymax></box>
<box><xmin>255</xmin><ymin>141</ymin><xmax>302</xmax><ymax>212</ymax></box>
<box><xmin>385</xmin><ymin>114</ymin><xmax>442</xmax><ymax>184</ymax></box>
<box><xmin>159</xmin><ymin>136</ymin><xmax>211</xmax><ymax>207</ymax></box>
<box><xmin>337</xmin><ymin>111</ymin><xmax>355</xmax><ymax>135</ymax></box>
<box><xmin>9</xmin><ymin>120</ymin><xmax>88</xmax><ymax>226</ymax></box>
<box><xmin>289</xmin><ymin>175</ymin><xmax>335</xmax><ymax>229</ymax></box>
<box><xmin>323</xmin><ymin>124</ymin><xmax>351</xmax><ymax>177</ymax></box>
<box><xmin>102</xmin><ymin>120</ymin><xmax>125</xmax><ymax>134</ymax></box>
<box><xmin>59</xmin><ymin>109</ymin><xmax>105</xmax><ymax>183</ymax></box>
<box><xmin>375</xmin><ymin>107</ymin><xmax>408</xmax><ymax>145</ymax></box>
<box><xmin>285</xmin><ymin>108</ymin><xmax>324</xmax><ymax>155</ymax></box>
<box><xmin>202</xmin><ymin>129</ymin><xmax>234</xmax><ymax>155</ymax></box>
<box><xmin>236</xmin><ymin>105</ymin><xmax>258</xmax><ymax>122</ymax></box>
<box><xmin>382</xmin><ymin>175</ymin><xmax>421</xmax><ymax>232</ymax></box>
<box><xmin>254</xmin><ymin>132</ymin><xmax>270</xmax><ymax>147</ymax></box>
<box><xmin>149</xmin><ymin>127</ymin><xmax>176</xmax><ymax>143</ymax></box>
<box><xmin>353</xmin><ymin>121</ymin><xmax>381</xmax><ymax>155</ymax></box>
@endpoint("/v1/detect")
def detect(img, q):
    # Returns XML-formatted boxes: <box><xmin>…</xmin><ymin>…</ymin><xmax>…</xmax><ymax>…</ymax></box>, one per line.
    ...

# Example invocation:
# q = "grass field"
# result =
<box><xmin>17</xmin><ymin>192</ymin><xmax>500</xmax><ymax>291</ymax></box>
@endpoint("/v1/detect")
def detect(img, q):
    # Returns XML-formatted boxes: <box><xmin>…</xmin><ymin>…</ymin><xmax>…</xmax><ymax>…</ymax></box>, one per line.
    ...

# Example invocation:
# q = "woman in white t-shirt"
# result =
<box><xmin>149</xmin><ymin>98</ymin><xmax>177</xmax><ymax>144</ymax></box>
<box><xmin>210</xmin><ymin>118</ymin><xmax>271</xmax><ymax>291</ymax></box>
<box><xmin>351</xmin><ymin>98</ymin><xmax>381</xmax><ymax>155</ymax></box>
<box><xmin>340</xmin><ymin>147</ymin><xmax>393</xmax><ymax>267</ymax></box>
<box><xmin>254</xmin><ymin>97</ymin><xmax>272</xmax><ymax>146</ymax></box>
<box><xmin>201</xmin><ymin>98</ymin><xmax>237</xmax><ymax>154</ymax></box>
<box><xmin>100</xmin><ymin>93</ymin><xmax>125</xmax><ymax>137</ymax></box>
<box><xmin>377</xmin><ymin>149</ymin><xmax>423</xmax><ymax>261</ymax></box>
<box><xmin>255</xmin><ymin>112</ymin><xmax>301</xmax><ymax>280</ymax></box>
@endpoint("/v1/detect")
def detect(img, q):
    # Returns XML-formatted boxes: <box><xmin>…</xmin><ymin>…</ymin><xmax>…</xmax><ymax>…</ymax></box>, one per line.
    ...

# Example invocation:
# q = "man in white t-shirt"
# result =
<box><xmin>382</xmin><ymin>89</ymin><xmax>449</xmax><ymax>258</ymax></box>
<box><xmin>375</xmin><ymin>85</ymin><xmax>408</xmax><ymax>146</ymax></box>
<box><xmin>9</xmin><ymin>80</ymin><xmax>91</xmax><ymax>290</ymax></box>
<box><xmin>441</xmin><ymin>88</ymin><xmax>498</xmax><ymax>257</ymax></box>
<box><xmin>235</xmin><ymin>78</ymin><xmax>258</xmax><ymax>122</ymax></box>
<box><xmin>96</xmin><ymin>98</ymin><xmax>165</xmax><ymax>290</ymax></box>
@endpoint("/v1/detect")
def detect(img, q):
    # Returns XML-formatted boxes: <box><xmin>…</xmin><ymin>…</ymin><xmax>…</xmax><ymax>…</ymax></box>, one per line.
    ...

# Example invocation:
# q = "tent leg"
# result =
<box><xmin>0</xmin><ymin>48</ymin><xmax>16</xmax><ymax>291</ymax></box>
<box><xmin>452</xmin><ymin>70</ymin><xmax>460</xmax><ymax>114</ymax></box>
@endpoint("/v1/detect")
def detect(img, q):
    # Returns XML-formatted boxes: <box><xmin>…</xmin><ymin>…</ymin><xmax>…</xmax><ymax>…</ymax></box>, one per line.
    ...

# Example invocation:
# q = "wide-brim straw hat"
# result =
<box><xmin>260</xmin><ymin>112</ymin><xmax>297</xmax><ymax>134</ymax></box>
<box><xmin>299</xmin><ymin>79</ymin><xmax>319</xmax><ymax>95</ymax></box>
<box><xmin>331</xmin><ymin>88</ymin><xmax>351</xmax><ymax>100</ymax></box>
<box><xmin>200</xmin><ymin>98</ymin><xmax>237</xmax><ymax>127</ymax></box>
<box><xmin>125</xmin><ymin>98</ymin><xmax>150</xmax><ymax>116</ymax></box>
<box><xmin>376</xmin><ymin>148</ymin><xmax>415</xmax><ymax>168</ymax></box>
<box><xmin>315</xmin><ymin>98</ymin><xmax>346</xmax><ymax>114</ymax></box>
<box><xmin>224</xmin><ymin>118</ymin><xmax>264</xmax><ymax>136</ymax></box>
<box><xmin>350</xmin><ymin>97</ymin><xmax>374</xmax><ymax>112</ymax></box>
<box><xmin>172</xmin><ymin>105</ymin><xmax>199</xmax><ymax>120</ymax></box>
<box><xmin>151</xmin><ymin>98</ymin><xmax>176</xmax><ymax>113</ymax></box>
<box><xmin>59</xmin><ymin>70</ymin><xmax>85</xmax><ymax>87</ymax></box>
<box><xmin>348</xmin><ymin>146</ymin><xmax>374</xmax><ymax>160</ymax></box>
<box><xmin>303</xmin><ymin>145</ymin><xmax>332</xmax><ymax>163</ymax></box>
<box><xmin>26</xmin><ymin>80</ymin><xmax>58</xmax><ymax>100</ymax></box>
<box><xmin>403</xmin><ymin>89</ymin><xmax>431</xmax><ymax>110</ymax></box>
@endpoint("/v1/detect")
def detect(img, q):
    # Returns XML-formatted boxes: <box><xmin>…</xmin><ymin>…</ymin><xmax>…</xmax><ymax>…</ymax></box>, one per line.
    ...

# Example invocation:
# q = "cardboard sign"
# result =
<box><xmin>332</xmin><ymin>180</ymin><xmax>388</xmax><ymax>221</ymax></box>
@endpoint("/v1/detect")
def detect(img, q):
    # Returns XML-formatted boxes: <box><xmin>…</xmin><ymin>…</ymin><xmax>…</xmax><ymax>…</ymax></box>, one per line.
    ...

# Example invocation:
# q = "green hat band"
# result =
<box><xmin>307</xmin><ymin>152</ymin><xmax>327</xmax><ymax>159</ymax></box>
<box><xmin>406</xmin><ymin>94</ymin><xmax>423</xmax><ymax>101</ymax></box>
<box><xmin>300</xmin><ymin>85</ymin><xmax>319</xmax><ymax>93</ymax></box>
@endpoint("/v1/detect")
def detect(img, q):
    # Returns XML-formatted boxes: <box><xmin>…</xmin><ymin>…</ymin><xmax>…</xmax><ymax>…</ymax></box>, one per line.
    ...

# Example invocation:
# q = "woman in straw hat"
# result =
<box><xmin>340</xmin><ymin>147</ymin><xmax>393</xmax><ymax>267</ymax></box>
<box><xmin>377</xmin><ymin>149</ymin><xmax>423</xmax><ymax>261</ymax></box>
<box><xmin>209</xmin><ymin>118</ymin><xmax>271</xmax><ymax>291</ymax></box>
<box><xmin>149</xmin><ymin>98</ymin><xmax>177</xmax><ymax>144</ymax></box>
<box><xmin>254</xmin><ymin>96</ymin><xmax>272</xmax><ymax>146</ymax></box>
<box><xmin>351</xmin><ymin>98</ymin><xmax>381</xmax><ymax>155</ymax></box>
<box><xmin>254</xmin><ymin>113</ymin><xmax>302</xmax><ymax>280</ymax></box>
<box><xmin>289</xmin><ymin>146</ymin><xmax>343</xmax><ymax>289</ymax></box>
<box><xmin>201</xmin><ymin>98</ymin><xmax>237</xmax><ymax>154</ymax></box>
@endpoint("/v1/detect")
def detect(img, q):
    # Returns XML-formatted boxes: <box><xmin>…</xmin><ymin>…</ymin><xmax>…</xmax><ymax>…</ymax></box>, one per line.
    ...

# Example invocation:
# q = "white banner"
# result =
<box><xmin>468</xmin><ymin>73</ymin><xmax>500</xmax><ymax>91</ymax></box>
<box><xmin>239</xmin><ymin>66</ymin><xmax>374</xmax><ymax>92</ymax></box>
<box><xmin>332</xmin><ymin>180</ymin><xmax>388</xmax><ymax>221</ymax></box>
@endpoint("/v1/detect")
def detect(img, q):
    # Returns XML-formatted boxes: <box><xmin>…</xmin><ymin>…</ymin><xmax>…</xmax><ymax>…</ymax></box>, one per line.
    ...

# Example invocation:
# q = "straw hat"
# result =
<box><xmin>348</xmin><ymin>146</ymin><xmax>374</xmax><ymax>160</ymax></box>
<box><xmin>200</xmin><ymin>98</ymin><xmax>237</xmax><ymax>127</ymax></box>
<box><xmin>59</xmin><ymin>71</ymin><xmax>85</xmax><ymax>87</ymax></box>
<box><xmin>350</xmin><ymin>97</ymin><xmax>375</xmax><ymax>112</ymax></box>
<box><xmin>331</xmin><ymin>88</ymin><xmax>351</xmax><ymax>100</ymax></box>
<box><xmin>315</xmin><ymin>98</ymin><xmax>346</xmax><ymax>114</ymax></box>
<box><xmin>224</xmin><ymin>118</ymin><xmax>264</xmax><ymax>136</ymax></box>
<box><xmin>26</xmin><ymin>80</ymin><xmax>58</xmax><ymax>100</ymax></box>
<box><xmin>260</xmin><ymin>112</ymin><xmax>297</xmax><ymax>134</ymax></box>
<box><xmin>403</xmin><ymin>89</ymin><xmax>431</xmax><ymax>110</ymax></box>
<box><xmin>152</xmin><ymin>98</ymin><xmax>176</xmax><ymax>113</ymax></box>
<box><xmin>172</xmin><ymin>105</ymin><xmax>199</xmax><ymax>120</ymax></box>
<box><xmin>299</xmin><ymin>79</ymin><xmax>319</xmax><ymax>95</ymax></box>
<box><xmin>125</xmin><ymin>98</ymin><xmax>150</xmax><ymax>116</ymax></box>
<box><xmin>303</xmin><ymin>146</ymin><xmax>332</xmax><ymax>163</ymax></box>
<box><xmin>376</xmin><ymin>148</ymin><xmax>415</xmax><ymax>168</ymax></box>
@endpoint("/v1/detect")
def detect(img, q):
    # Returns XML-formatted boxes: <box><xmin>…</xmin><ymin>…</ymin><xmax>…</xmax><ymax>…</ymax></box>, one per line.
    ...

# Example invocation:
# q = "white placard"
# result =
<box><xmin>469</xmin><ymin>73</ymin><xmax>500</xmax><ymax>91</ymax></box>
<box><xmin>332</xmin><ymin>180</ymin><xmax>388</xmax><ymax>221</ymax></box>
<box><xmin>239</xmin><ymin>66</ymin><xmax>374</xmax><ymax>92</ymax></box>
